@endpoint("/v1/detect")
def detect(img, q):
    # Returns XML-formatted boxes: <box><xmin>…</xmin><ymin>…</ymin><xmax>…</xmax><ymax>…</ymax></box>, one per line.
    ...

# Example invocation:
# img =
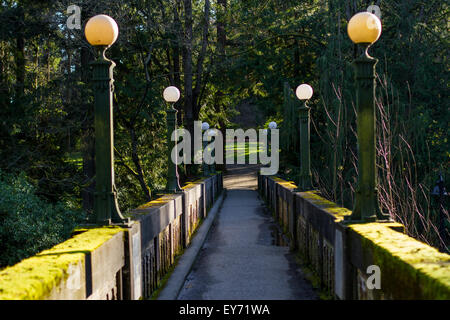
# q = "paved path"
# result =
<box><xmin>177</xmin><ymin>165</ymin><xmax>319</xmax><ymax>300</ymax></box>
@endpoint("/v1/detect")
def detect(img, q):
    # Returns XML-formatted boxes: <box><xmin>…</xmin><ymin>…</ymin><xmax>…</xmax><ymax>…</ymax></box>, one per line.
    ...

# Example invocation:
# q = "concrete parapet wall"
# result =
<box><xmin>258</xmin><ymin>175</ymin><xmax>450</xmax><ymax>300</ymax></box>
<box><xmin>0</xmin><ymin>227</ymin><xmax>125</xmax><ymax>300</ymax></box>
<box><xmin>0</xmin><ymin>173</ymin><xmax>223</xmax><ymax>300</ymax></box>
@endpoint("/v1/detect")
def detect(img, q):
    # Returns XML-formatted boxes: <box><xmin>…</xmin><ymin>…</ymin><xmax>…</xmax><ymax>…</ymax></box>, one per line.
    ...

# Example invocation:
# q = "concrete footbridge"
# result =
<box><xmin>175</xmin><ymin>165</ymin><xmax>318</xmax><ymax>300</ymax></box>
<box><xmin>1</xmin><ymin>163</ymin><xmax>449</xmax><ymax>300</ymax></box>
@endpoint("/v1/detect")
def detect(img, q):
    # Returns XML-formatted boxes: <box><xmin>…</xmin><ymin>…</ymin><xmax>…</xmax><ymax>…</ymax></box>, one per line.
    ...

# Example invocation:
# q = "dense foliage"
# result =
<box><xmin>0</xmin><ymin>170</ymin><xmax>81</xmax><ymax>267</ymax></box>
<box><xmin>0</xmin><ymin>0</ymin><xmax>448</xmax><ymax>266</ymax></box>
<box><xmin>275</xmin><ymin>0</ymin><xmax>449</xmax><ymax>251</ymax></box>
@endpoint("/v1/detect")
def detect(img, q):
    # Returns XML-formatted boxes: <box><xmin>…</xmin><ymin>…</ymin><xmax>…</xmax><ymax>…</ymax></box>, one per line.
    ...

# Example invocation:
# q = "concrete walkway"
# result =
<box><xmin>177</xmin><ymin>165</ymin><xmax>319</xmax><ymax>300</ymax></box>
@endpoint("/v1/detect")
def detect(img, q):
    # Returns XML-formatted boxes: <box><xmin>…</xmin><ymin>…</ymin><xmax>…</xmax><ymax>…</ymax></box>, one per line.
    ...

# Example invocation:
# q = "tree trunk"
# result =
<box><xmin>192</xmin><ymin>0</ymin><xmax>210</xmax><ymax>116</ymax></box>
<box><xmin>183</xmin><ymin>0</ymin><xmax>194</xmax><ymax>175</ymax></box>
<box><xmin>130</xmin><ymin>127</ymin><xmax>152</xmax><ymax>202</ymax></box>
<box><xmin>80</xmin><ymin>7</ymin><xmax>95</xmax><ymax>216</ymax></box>
<box><xmin>15</xmin><ymin>7</ymin><xmax>25</xmax><ymax>101</ymax></box>
<box><xmin>173</xmin><ymin>0</ymin><xmax>183</xmax><ymax>124</ymax></box>
<box><xmin>215</xmin><ymin>0</ymin><xmax>227</xmax><ymax>172</ymax></box>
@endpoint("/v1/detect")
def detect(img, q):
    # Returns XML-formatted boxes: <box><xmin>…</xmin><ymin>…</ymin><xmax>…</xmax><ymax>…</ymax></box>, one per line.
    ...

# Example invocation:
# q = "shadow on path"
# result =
<box><xmin>177</xmin><ymin>164</ymin><xmax>319</xmax><ymax>300</ymax></box>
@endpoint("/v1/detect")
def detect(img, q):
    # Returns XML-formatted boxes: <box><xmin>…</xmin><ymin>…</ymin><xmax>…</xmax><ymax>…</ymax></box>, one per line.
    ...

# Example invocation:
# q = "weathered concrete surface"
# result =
<box><xmin>157</xmin><ymin>193</ymin><xmax>225</xmax><ymax>300</ymax></box>
<box><xmin>177</xmin><ymin>165</ymin><xmax>319</xmax><ymax>300</ymax></box>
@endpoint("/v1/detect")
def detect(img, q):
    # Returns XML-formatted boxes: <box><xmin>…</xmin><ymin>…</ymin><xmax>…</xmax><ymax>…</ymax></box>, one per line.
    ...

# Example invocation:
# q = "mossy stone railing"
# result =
<box><xmin>0</xmin><ymin>173</ymin><xmax>223</xmax><ymax>300</ymax></box>
<box><xmin>258</xmin><ymin>174</ymin><xmax>450</xmax><ymax>300</ymax></box>
<box><xmin>0</xmin><ymin>227</ymin><xmax>125</xmax><ymax>300</ymax></box>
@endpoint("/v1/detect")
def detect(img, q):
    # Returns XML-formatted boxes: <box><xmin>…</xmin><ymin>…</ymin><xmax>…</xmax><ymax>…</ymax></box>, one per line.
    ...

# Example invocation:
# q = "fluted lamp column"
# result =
<box><xmin>262</xmin><ymin>129</ymin><xmax>268</xmax><ymax>160</ymax></box>
<box><xmin>163</xmin><ymin>86</ymin><xmax>182</xmax><ymax>193</ymax></box>
<box><xmin>268</xmin><ymin>121</ymin><xmax>277</xmax><ymax>155</ymax></box>
<box><xmin>202</xmin><ymin>122</ymin><xmax>210</xmax><ymax>176</ymax></box>
<box><xmin>85</xmin><ymin>14</ymin><xmax>129</xmax><ymax>225</ymax></box>
<box><xmin>345</xmin><ymin>12</ymin><xmax>389</xmax><ymax>222</ymax></box>
<box><xmin>208</xmin><ymin>129</ymin><xmax>217</xmax><ymax>174</ymax></box>
<box><xmin>295</xmin><ymin>84</ymin><xmax>314</xmax><ymax>191</ymax></box>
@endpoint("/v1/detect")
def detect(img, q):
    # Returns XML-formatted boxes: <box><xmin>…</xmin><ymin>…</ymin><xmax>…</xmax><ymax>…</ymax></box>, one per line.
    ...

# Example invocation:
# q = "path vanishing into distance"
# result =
<box><xmin>177</xmin><ymin>164</ymin><xmax>319</xmax><ymax>300</ymax></box>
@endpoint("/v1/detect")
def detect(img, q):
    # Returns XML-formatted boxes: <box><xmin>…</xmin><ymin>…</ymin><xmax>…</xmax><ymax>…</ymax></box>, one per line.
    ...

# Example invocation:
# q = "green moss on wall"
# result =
<box><xmin>350</xmin><ymin>223</ymin><xmax>450</xmax><ymax>299</ymax></box>
<box><xmin>0</xmin><ymin>227</ymin><xmax>123</xmax><ymax>300</ymax></box>
<box><xmin>299</xmin><ymin>191</ymin><xmax>352</xmax><ymax>222</ymax></box>
<box><xmin>183</xmin><ymin>176</ymin><xmax>210</xmax><ymax>190</ymax></box>
<box><xmin>272</xmin><ymin>177</ymin><xmax>297</xmax><ymax>189</ymax></box>
<box><xmin>267</xmin><ymin>176</ymin><xmax>450</xmax><ymax>299</ymax></box>
<box><xmin>136</xmin><ymin>195</ymin><xmax>173</xmax><ymax>210</ymax></box>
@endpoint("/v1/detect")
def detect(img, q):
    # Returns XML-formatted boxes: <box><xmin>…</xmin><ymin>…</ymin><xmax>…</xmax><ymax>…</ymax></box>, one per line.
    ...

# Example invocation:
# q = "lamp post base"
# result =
<box><xmin>292</xmin><ymin>185</ymin><xmax>314</xmax><ymax>193</ymax></box>
<box><xmin>81</xmin><ymin>217</ymin><xmax>132</xmax><ymax>229</ymax></box>
<box><xmin>165</xmin><ymin>105</ymin><xmax>182</xmax><ymax>194</ymax></box>
<box><xmin>297</xmin><ymin>175</ymin><xmax>313</xmax><ymax>192</ymax></box>
<box><xmin>155</xmin><ymin>188</ymin><xmax>184</xmax><ymax>197</ymax></box>
<box><xmin>292</xmin><ymin>187</ymin><xmax>319</xmax><ymax>194</ymax></box>
<box><xmin>343</xmin><ymin>215</ymin><xmax>392</xmax><ymax>224</ymax></box>
<box><xmin>345</xmin><ymin>189</ymin><xmax>391</xmax><ymax>222</ymax></box>
<box><xmin>162</xmin><ymin>188</ymin><xmax>183</xmax><ymax>194</ymax></box>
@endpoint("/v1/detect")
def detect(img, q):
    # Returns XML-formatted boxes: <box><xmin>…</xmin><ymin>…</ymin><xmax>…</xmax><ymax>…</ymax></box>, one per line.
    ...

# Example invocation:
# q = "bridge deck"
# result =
<box><xmin>177</xmin><ymin>165</ymin><xmax>318</xmax><ymax>300</ymax></box>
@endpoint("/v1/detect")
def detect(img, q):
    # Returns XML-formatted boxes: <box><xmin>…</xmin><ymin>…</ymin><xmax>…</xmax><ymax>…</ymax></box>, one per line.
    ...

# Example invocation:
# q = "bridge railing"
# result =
<box><xmin>0</xmin><ymin>173</ymin><xmax>223</xmax><ymax>300</ymax></box>
<box><xmin>258</xmin><ymin>174</ymin><xmax>450</xmax><ymax>300</ymax></box>
<box><xmin>131</xmin><ymin>173</ymin><xmax>222</xmax><ymax>299</ymax></box>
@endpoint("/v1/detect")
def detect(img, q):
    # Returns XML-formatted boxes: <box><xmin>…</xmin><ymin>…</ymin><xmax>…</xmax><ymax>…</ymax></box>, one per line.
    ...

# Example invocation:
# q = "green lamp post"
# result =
<box><xmin>208</xmin><ymin>129</ymin><xmax>217</xmax><ymax>174</ymax></box>
<box><xmin>268</xmin><ymin>121</ymin><xmax>277</xmax><ymax>155</ymax></box>
<box><xmin>202</xmin><ymin>122</ymin><xmax>210</xmax><ymax>176</ymax></box>
<box><xmin>295</xmin><ymin>83</ymin><xmax>314</xmax><ymax>191</ymax></box>
<box><xmin>85</xmin><ymin>14</ymin><xmax>129</xmax><ymax>225</ymax></box>
<box><xmin>163</xmin><ymin>86</ymin><xmax>182</xmax><ymax>193</ymax></box>
<box><xmin>345</xmin><ymin>12</ymin><xmax>389</xmax><ymax>222</ymax></box>
<box><xmin>262</xmin><ymin>129</ymin><xmax>268</xmax><ymax>160</ymax></box>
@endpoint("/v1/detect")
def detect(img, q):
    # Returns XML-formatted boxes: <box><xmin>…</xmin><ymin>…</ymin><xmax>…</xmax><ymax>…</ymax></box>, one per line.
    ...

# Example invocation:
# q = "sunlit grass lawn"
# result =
<box><xmin>66</xmin><ymin>141</ymin><xmax>267</xmax><ymax>167</ymax></box>
<box><xmin>225</xmin><ymin>141</ymin><xmax>265</xmax><ymax>162</ymax></box>
<box><xmin>66</xmin><ymin>152</ymin><xmax>132</xmax><ymax>168</ymax></box>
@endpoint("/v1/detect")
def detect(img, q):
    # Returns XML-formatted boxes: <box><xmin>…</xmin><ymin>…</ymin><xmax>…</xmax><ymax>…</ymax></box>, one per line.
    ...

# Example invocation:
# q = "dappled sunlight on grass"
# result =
<box><xmin>225</xmin><ymin>141</ymin><xmax>267</xmax><ymax>161</ymax></box>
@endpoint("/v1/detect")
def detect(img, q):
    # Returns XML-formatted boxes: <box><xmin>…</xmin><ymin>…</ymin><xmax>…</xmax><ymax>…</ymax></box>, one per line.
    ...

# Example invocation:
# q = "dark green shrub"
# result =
<box><xmin>0</xmin><ymin>170</ymin><xmax>82</xmax><ymax>268</ymax></box>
